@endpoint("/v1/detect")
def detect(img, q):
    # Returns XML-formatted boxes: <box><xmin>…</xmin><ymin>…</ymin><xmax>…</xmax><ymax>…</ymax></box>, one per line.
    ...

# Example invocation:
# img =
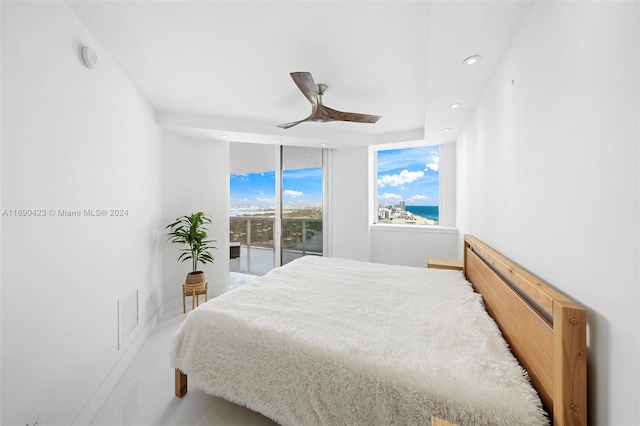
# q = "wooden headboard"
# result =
<box><xmin>463</xmin><ymin>235</ymin><xmax>587</xmax><ymax>426</ymax></box>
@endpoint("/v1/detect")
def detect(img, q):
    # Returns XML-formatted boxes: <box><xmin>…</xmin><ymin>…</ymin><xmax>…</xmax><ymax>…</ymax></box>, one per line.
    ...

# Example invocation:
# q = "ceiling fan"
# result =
<box><xmin>277</xmin><ymin>71</ymin><xmax>382</xmax><ymax>129</ymax></box>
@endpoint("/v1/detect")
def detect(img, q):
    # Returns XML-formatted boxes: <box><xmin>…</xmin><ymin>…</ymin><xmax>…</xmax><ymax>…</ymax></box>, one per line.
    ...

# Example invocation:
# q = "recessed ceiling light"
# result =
<box><xmin>463</xmin><ymin>55</ymin><xmax>481</xmax><ymax>65</ymax></box>
<box><xmin>443</xmin><ymin>128</ymin><xmax>451</xmax><ymax>132</ymax></box>
<box><xmin>221</xmin><ymin>135</ymin><xmax>227</xmax><ymax>139</ymax></box>
<box><xmin>449</xmin><ymin>103</ymin><xmax>461</xmax><ymax>109</ymax></box>
<box><xmin>275</xmin><ymin>139</ymin><xmax>281</xmax><ymax>144</ymax></box>
<box><xmin>321</xmin><ymin>143</ymin><xmax>327</xmax><ymax>147</ymax></box>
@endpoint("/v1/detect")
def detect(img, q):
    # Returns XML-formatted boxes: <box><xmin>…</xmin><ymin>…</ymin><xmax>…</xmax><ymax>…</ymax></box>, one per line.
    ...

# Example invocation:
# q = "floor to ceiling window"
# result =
<box><xmin>229</xmin><ymin>143</ymin><xmax>276</xmax><ymax>275</ymax></box>
<box><xmin>230</xmin><ymin>143</ymin><xmax>324</xmax><ymax>275</ymax></box>
<box><xmin>281</xmin><ymin>146</ymin><xmax>323</xmax><ymax>265</ymax></box>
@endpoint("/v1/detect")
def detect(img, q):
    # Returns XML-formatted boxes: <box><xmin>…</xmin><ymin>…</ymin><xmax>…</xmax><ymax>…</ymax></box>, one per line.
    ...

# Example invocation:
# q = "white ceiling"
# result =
<box><xmin>67</xmin><ymin>1</ymin><xmax>533</xmax><ymax>149</ymax></box>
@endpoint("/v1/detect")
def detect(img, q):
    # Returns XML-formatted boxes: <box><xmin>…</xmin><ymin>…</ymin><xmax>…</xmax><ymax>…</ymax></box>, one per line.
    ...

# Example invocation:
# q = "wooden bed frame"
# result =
<box><xmin>175</xmin><ymin>234</ymin><xmax>587</xmax><ymax>426</ymax></box>
<box><xmin>460</xmin><ymin>235</ymin><xmax>587</xmax><ymax>425</ymax></box>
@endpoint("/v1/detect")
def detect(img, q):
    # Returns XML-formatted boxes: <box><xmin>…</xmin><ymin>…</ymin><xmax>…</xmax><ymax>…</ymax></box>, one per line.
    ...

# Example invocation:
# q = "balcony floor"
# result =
<box><xmin>230</xmin><ymin>246</ymin><xmax>311</xmax><ymax>276</ymax></box>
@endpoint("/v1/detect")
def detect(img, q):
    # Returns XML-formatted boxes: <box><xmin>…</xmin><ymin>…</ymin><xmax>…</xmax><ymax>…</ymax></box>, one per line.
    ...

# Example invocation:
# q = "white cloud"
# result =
<box><xmin>232</xmin><ymin>174</ymin><xmax>249</xmax><ymax>181</ymax></box>
<box><xmin>284</xmin><ymin>189</ymin><xmax>303</xmax><ymax>198</ymax></box>
<box><xmin>425</xmin><ymin>156</ymin><xmax>439</xmax><ymax>172</ymax></box>
<box><xmin>379</xmin><ymin>193</ymin><xmax>402</xmax><ymax>201</ymax></box>
<box><xmin>378</xmin><ymin>169</ymin><xmax>424</xmax><ymax>188</ymax></box>
<box><xmin>408</xmin><ymin>194</ymin><xmax>429</xmax><ymax>203</ymax></box>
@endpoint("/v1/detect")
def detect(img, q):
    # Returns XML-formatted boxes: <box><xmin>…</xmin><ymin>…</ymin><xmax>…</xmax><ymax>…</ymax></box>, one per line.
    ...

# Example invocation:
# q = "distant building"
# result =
<box><xmin>378</xmin><ymin>207</ymin><xmax>391</xmax><ymax>220</ymax></box>
<box><xmin>398</xmin><ymin>201</ymin><xmax>405</xmax><ymax>211</ymax></box>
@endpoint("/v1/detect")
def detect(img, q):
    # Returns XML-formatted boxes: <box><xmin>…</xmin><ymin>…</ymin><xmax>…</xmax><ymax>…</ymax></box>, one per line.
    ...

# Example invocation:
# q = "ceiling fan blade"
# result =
<box><xmin>321</xmin><ymin>105</ymin><xmax>382</xmax><ymax>124</ymax></box>
<box><xmin>289</xmin><ymin>72</ymin><xmax>318</xmax><ymax>106</ymax></box>
<box><xmin>279</xmin><ymin>72</ymin><xmax>381</xmax><ymax>129</ymax></box>
<box><xmin>277</xmin><ymin>117</ymin><xmax>310</xmax><ymax>129</ymax></box>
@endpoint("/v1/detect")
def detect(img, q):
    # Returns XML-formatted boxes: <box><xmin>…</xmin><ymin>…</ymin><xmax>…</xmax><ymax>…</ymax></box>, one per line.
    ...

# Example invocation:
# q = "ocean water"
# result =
<box><xmin>405</xmin><ymin>205</ymin><xmax>439</xmax><ymax>222</ymax></box>
<box><xmin>229</xmin><ymin>209</ymin><xmax>275</xmax><ymax>217</ymax></box>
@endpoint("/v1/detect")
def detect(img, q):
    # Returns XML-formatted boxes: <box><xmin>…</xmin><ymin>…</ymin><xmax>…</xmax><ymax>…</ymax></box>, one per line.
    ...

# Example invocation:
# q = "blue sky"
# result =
<box><xmin>230</xmin><ymin>171</ymin><xmax>276</xmax><ymax>210</ymax></box>
<box><xmin>230</xmin><ymin>168</ymin><xmax>322</xmax><ymax>210</ymax></box>
<box><xmin>377</xmin><ymin>146</ymin><xmax>439</xmax><ymax>206</ymax></box>
<box><xmin>230</xmin><ymin>145</ymin><xmax>439</xmax><ymax>210</ymax></box>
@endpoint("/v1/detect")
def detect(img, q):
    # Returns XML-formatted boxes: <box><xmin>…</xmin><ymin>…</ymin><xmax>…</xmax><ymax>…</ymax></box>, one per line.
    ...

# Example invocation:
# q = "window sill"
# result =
<box><xmin>370</xmin><ymin>224</ymin><xmax>458</xmax><ymax>234</ymax></box>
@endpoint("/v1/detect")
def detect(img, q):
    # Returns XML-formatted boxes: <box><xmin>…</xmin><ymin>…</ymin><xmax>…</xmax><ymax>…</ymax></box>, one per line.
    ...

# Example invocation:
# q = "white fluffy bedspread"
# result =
<box><xmin>170</xmin><ymin>256</ymin><xmax>547</xmax><ymax>426</ymax></box>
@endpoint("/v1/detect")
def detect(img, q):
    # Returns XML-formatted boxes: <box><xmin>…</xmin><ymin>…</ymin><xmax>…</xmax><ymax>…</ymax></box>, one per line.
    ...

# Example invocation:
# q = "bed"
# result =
<box><xmin>170</xmin><ymin>235</ymin><xmax>587</xmax><ymax>425</ymax></box>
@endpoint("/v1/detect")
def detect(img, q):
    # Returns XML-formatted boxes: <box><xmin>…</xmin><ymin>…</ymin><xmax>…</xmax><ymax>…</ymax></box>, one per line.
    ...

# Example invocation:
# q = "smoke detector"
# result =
<box><xmin>80</xmin><ymin>46</ymin><xmax>99</xmax><ymax>70</ymax></box>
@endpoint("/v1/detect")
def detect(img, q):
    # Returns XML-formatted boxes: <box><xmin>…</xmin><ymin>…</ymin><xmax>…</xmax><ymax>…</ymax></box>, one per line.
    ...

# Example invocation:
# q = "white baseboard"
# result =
<box><xmin>71</xmin><ymin>301</ymin><xmax>165</xmax><ymax>425</ymax></box>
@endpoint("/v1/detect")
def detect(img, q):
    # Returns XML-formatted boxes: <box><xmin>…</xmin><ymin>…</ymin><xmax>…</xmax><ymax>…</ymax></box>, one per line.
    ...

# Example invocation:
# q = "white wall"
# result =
<box><xmin>0</xmin><ymin>3</ymin><xmax>4</xmax><ymax>423</ymax></box>
<box><xmin>327</xmin><ymin>146</ymin><xmax>371</xmax><ymax>261</ymax></box>
<box><xmin>1</xmin><ymin>2</ymin><xmax>163</xmax><ymax>425</ymax></box>
<box><xmin>456</xmin><ymin>2</ymin><xmax>639</xmax><ymax>424</ymax></box>
<box><xmin>438</xmin><ymin>142</ymin><xmax>456</xmax><ymax>228</ymax></box>
<box><xmin>162</xmin><ymin>131</ymin><xmax>230</xmax><ymax>301</ymax></box>
<box><xmin>370</xmin><ymin>226</ymin><xmax>458</xmax><ymax>267</ymax></box>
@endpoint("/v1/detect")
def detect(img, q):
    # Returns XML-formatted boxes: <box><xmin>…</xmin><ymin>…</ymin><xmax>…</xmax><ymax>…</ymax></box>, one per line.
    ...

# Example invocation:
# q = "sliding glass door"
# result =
<box><xmin>281</xmin><ymin>146</ymin><xmax>323</xmax><ymax>265</ymax></box>
<box><xmin>230</xmin><ymin>144</ymin><xmax>324</xmax><ymax>274</ymax></box>
<box><xmin>229</xmin><ymin>143</ymin><xmax>276</xmax><ymax>275</ymax></box>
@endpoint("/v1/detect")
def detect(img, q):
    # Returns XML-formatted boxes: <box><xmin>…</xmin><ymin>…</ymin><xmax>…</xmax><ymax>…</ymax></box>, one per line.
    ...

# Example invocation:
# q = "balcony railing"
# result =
<box><xmin>230</xmin><ymin>217</ymin><xmax>322</xmax><ymax>273</ymax></box>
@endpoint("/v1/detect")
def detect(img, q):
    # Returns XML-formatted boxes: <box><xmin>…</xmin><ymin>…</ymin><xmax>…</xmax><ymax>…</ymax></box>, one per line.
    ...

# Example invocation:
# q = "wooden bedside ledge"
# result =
<box><xmin>427</xmin><ymin>257</ymin><xmax>464</xmax><ymax>271</ymax></box>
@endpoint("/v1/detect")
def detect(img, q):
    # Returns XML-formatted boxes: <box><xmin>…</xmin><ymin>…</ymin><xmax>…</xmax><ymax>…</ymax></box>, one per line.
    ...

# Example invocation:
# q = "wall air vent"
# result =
<box><xmin>118</xmin><ymin>289</ymin><xmax>139</xmax><ymax>350</ymax></box>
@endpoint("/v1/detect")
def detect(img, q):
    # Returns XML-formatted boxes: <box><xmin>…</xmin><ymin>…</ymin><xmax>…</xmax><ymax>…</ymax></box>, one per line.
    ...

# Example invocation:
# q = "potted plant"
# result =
<box><xmin>166</xmin><ymin>212</ymin><xmax>216</xmax><ymax>290</ymax></box>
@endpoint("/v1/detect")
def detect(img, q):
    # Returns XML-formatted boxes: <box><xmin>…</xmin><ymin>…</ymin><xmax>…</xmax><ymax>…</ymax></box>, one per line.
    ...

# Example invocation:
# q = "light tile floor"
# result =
<box><xmin>90</xmin><ymin>275</ymin><xmax>278</xmax><ymax>426</ymax></box>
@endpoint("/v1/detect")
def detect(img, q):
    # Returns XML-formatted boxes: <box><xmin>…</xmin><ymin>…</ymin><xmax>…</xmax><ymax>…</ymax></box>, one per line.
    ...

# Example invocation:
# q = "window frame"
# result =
<box><xmin>372</xmin><ymin>143</ymin><xmax>443</xmax><ymax>227</ymax></box>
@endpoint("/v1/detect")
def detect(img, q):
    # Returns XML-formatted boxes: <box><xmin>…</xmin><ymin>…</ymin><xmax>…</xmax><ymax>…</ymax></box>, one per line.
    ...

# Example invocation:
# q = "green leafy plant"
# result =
<box><xmin>165</xmin><ymin>212</ymin><xmax>216</xmax><ymax>272</ymax></box>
